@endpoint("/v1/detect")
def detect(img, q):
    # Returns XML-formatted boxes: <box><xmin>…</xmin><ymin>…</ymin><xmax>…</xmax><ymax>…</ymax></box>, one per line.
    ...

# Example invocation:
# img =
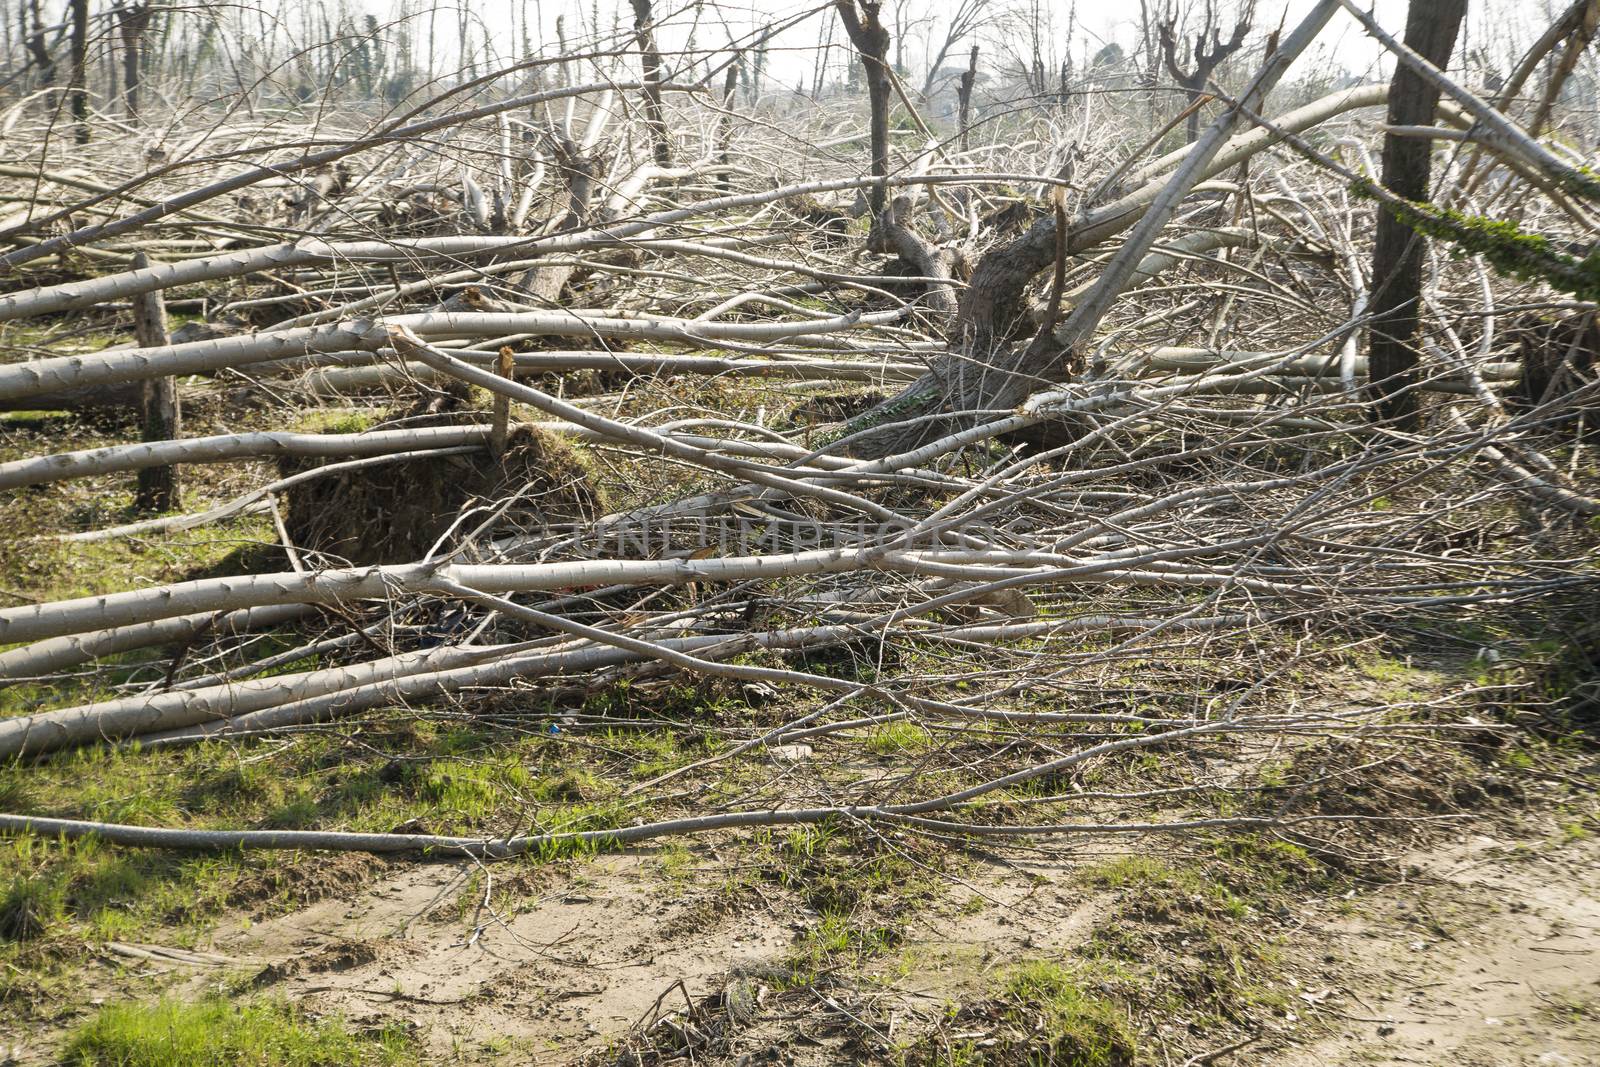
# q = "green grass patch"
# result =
<box><xmin>999</xmin><ymin>961</ymin><xmax>1136</xmax><ymax>1065</ymax></box>
<box><xmin>293</xmin><ymin>409</ymin><xmax>380</xmax><ymax>435</ymax></box>
<box><xmin>0</xmin><ymin>835</ymin><xmax>69</xmax><ymax>942</ymax></box>
<box><xmin>0</xmin><ymin>715</ymin><xmax>663</xmax><ymax>1018</ymax></box>
<box><xmin>788</xmin><ymin>911</ymin><xmax>902</xmax><ymax>981</ymax></box>
<box><xmin>1063</xmin><ymin>837</ymin><xmax>1335</xmax><ymax>1036</ymax></box>
<box><xmin>865</xmin><ymin>720</ymin><xmax>933</xmax><ymax>755</ymax></box>
<box><xmin>912</xmin><ymin>960</ymin><xmax>1135</xmax><ymax>1065</ymax></box>
<box><xmin>61</xmin><ymin>996</ymin><xmax>416</xmax><ymax>1066</ymax></box>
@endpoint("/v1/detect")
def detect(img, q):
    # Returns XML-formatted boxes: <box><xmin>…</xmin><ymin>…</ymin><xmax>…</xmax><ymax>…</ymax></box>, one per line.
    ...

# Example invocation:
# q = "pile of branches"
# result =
<box><xmin>0</xmin><ymin>0</ymin><xmax>1596</xmax><ymax>858</ymax></box>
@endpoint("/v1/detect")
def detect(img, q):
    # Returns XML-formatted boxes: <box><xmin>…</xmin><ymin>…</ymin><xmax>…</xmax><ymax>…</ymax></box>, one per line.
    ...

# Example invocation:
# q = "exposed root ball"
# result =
<box><xmin>280</xmin><ymin>424</ymin><xmax>605</xmax><ymax>565</ymax></box>
<box><xmin>1511</xmin><ymin>312</ymin><xmax>1598</xmax><ymax>414</ymax></box>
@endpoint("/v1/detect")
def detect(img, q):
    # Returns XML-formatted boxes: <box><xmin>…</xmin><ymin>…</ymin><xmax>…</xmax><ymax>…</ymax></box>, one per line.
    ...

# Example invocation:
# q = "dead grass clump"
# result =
<box><xmin>593</xmin><ymin>973</ymin><xmax>770</xmax><ymax>1067</ymax></box>
<box><xmin>0</xmin><ymin>873</ymin><xmax>61</xmax><ymax>943</ymax></box>
<box><xmin>1263</xmin><ymin>736</ymin><xmax>1520</xmax><ymax>828</ymax></box>
<box><xmin>787</xmin><ymin>195</ymin><xmax>852</xmax><ymax>249</ymax></box>
<box><xmin>280</xmin><ymin>423</ymin><xmax>606</xmax><ymax>565</ymax></box>
<box><xmin>1521</xmin><ymin>620</ymin><xmax>1600</xmax><ymax>736</ymax></box>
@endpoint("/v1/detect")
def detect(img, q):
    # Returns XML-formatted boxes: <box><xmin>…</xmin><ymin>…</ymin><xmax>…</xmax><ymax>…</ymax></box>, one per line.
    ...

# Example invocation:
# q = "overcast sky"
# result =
<box><xmin>411</xmin><ymin>0</ymin><xmax>1551</xmax><ymax>86</ymax></box>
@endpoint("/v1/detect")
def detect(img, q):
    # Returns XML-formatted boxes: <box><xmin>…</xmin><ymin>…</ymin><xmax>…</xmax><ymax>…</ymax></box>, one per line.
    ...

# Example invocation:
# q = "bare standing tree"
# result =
<box><xmin>833</xmin><ymin>0</ymin><xmax>891</xmax><ymax>217</ymax></box>
<box><xmin>114</xmin><ymin>1</ymin><xmax>153</xmax><ymax>118</ymax></box>
<box><xmin>68</xmin><ymin>0</ymin><xmax>89</xmax><ymax>143</ymax></box>
<box><xmin>1025</xmin><ymin>0</ymin><xmax>1046</xmax><ymax>94</ymax></box>
<box><xmin>957</xmin><ymin>43</ymin><xmax>978</xmax><ymax>150</ymax></box>
<box><xmin>629</xmin><ymin>0</ymin><xmax>671</xmax><ymax>166</ymax></box>
<box><xmin>129</xmin><ymin>251</ymin><xmax>178</xmax><ymax>512</ymax></box>
<box><xmin>916</xmin><ymin>0</ymin><xmax>987</xmax><ymax>101</ymax></box>
<box><xmin>1158</xmin><ymin>0</ymin><xmax>1254</xmax><ymax>142</ymax></box>
<box><xmin>748</xmin><ymin>30</ymin><xmax>768</xmax><ymax>103</ymax></box>
<box><xmin>1366</xmin><ymin>0</ymin><xmax>1470</xmax><ymax>427</ymax></box>
<box><xmin>22</xmin><ymin>0</ymin><xmax>55</xmax><ymax>87</ymax></box>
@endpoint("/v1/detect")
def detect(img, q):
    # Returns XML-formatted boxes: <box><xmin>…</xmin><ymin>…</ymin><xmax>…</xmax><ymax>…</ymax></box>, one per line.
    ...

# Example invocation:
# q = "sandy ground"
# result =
<box><xmin>1269</xmin><ymin>833</ymin><xmax>1600</xmax><ymax>1067</ymax></box>
<box><xmin>71</xmin><ymin>822</ymin><xmax>1581</xmax><ymax>1065</ymax></box>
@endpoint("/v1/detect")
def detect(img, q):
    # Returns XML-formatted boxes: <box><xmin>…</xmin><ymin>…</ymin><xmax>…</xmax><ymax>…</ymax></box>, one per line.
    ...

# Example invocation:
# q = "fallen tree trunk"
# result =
<box><xmin>0</xmin><ymin>715</ymin><xmax>1251</xmax><ymax>852</ymax></box>
<box><xmin>0</xmin><ymin>380</ymin><xmax>143</xmax><ymax>413</ymax></box>
<box><xmin>0</xmin><ymin>309</ymin><xmax>905</xmax><ymax>403</ymax></box>
<box><xmin>0</xmin><ymin>609</ymin><xmax>1237</xmax><ymax>759</ymax></box>
<box><xmin>1145</xmin><ymin>347</ymin><xmax>1520</xmax><ymax>380</ymax></box>
<box><xmin>0</xmin><ymin>173</ymin><xmax>1064</xmax><ymax>324</ymax></box>
<box><xmin>0</xmin><ymin>540</ymin><xmax>1318</xmax><ymax>649</ymax></box>
<box><xmin>148</xmin><ymin>615</ymin><xmax>1240</xmax><ymax>754</ymax></box>
<box><xmin>0</xmin><ymin>604</ymin><xmax>311</xmax><ymax>686</ymax></box>
<box><xmin>0</xmin><ymin>425</ymin><xmax>497</xmax><ymax>491</ymax></box>
<box><xmin>291</xmin><ymin>351</ymin><xmax>923</xmax><ymax>397</ymax></box>
<box><xmin>0</xmin><ymin>641</ymin><xmax>534</xmax><ymax>757</ymax></box>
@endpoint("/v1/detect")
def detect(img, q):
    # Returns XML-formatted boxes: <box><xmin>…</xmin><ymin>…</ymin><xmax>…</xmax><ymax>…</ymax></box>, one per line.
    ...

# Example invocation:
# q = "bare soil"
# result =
<box><xmin>1268</xmin><ymin>830</ymin><xmax>1600</xmax><ymax>1067</ymax></box>
<box><xmin>5</xmin><ymin>808</ymin><xmax>1581</xmax><ymax>1066</ymax></box>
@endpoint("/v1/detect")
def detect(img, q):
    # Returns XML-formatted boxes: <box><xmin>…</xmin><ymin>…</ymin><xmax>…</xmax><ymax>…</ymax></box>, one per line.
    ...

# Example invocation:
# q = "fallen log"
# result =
<box><xmin>0</xmin><ymin>308</ymin><xmax>905</xmax><ymax>403</ymax></box>
<box><xmin>0</xmin><ymin>425</ymin><xmax>497</xmax><ymax>491</ymax></box>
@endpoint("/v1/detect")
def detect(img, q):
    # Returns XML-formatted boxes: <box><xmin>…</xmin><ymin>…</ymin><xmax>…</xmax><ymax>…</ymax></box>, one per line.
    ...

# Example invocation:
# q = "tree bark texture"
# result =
<box><xmin>69</xmin><ymin>0</ymin><xmax>89</xmax><ymax>143</ymax></box>
<box><xmin>130</xmin><ymin>251</ymin><xmax>180</xmax><ymax>512</ymax></box>
<box><xmin>1366</xmin><ymin>0</ymin><xmax>1468</xmax><ymax>428</ymax></box>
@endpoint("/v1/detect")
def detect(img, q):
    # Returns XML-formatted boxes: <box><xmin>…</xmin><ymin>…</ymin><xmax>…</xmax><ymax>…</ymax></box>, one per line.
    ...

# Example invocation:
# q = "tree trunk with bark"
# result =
<box><xmin>1157</xmin><ymin>2</ymin><xmax>1252</xmax><ymax>143</ymax></box>
<box><xmin>834</xmin><ymin>1</ymin><xmax>892</xmax><ymax>218</ymax></box>
<box><xmin>116</xmin><ymin>2</ymin><xmax>153</xmax><ymax>118</ymax></box>
<box><xmin>69</xmin><ymin>0</ymin><xmax>90</xmax><ymax>144</ymax></box>
<box><xmin>629</xmin><ymin>0</ymin><xmax>672</xmax><ymax>167</ymax></box>
<box><xmin>834</xmin><ymin>1</ymin><xmax>958</xmax><ymax>324</ymax></box>
<box><xmin>130</xmin><ymin>252</ymin><xmax>180</xmax><ymax>513</ymax></box>
<box><xmin>23</xmin><ymin>0</ymin><xmax>55</xmax><ymax>86</ymax></box>
<box><xmin>840</xmin><ymin>0</ymin><xmax>1340</xmax><ymax>458</ymax></box>
<box><xmin>957</xmin><ymin>45</ymin><xmax>978</xmax><ymax>151</ymax></box>
<box><xmin>1366</xmin><ymin>0</ymin><xmax>1468</xmax><ymax>428</ymax></box>
<box><xmin>519</xmin><ymin>133</ymin><xmax>611</xmax><ymax>304</ymax></box>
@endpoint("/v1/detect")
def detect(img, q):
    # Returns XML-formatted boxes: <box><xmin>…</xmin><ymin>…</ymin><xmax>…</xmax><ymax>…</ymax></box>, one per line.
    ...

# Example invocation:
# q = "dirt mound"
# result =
<box><xmin>280</xmin><ymin>422</ymin><xmax>606</xmax><ymax>565</ymax></box>
<box><xmin>250</xmin><ymin>939</ymin><xmax>385</xmax><ymax>988</ymax></box>
<box><xmin>225</xmin><ymin>852</ymin><xmax>390</xmax><ymax>917</ymax></box>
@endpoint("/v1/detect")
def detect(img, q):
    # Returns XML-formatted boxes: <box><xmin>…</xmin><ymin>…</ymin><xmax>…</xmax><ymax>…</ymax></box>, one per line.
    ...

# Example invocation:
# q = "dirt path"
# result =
<box><xmin>190</xmin><ymin>849</ymin><xmax>1114</xmax><ymax>1062</ymax></box>
<box><xmin>198</xmin><ymin>851</ymin><xmax>800</xmax><ymax>1061</ymax></box>
<box><xmin>15</xmin><ymin>781</ymin><xmax>1593</xmax><ymax>1065</ymax></box>
<box><xmin>1271</xmin><ymin>832</ymin><xmax>1600</xmax><ymax>1067</ymax></box>
<box><xmin>144</xmin><ymin>818</ymin><xmax>1597</xmax><ymax>1066</ymax></box>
